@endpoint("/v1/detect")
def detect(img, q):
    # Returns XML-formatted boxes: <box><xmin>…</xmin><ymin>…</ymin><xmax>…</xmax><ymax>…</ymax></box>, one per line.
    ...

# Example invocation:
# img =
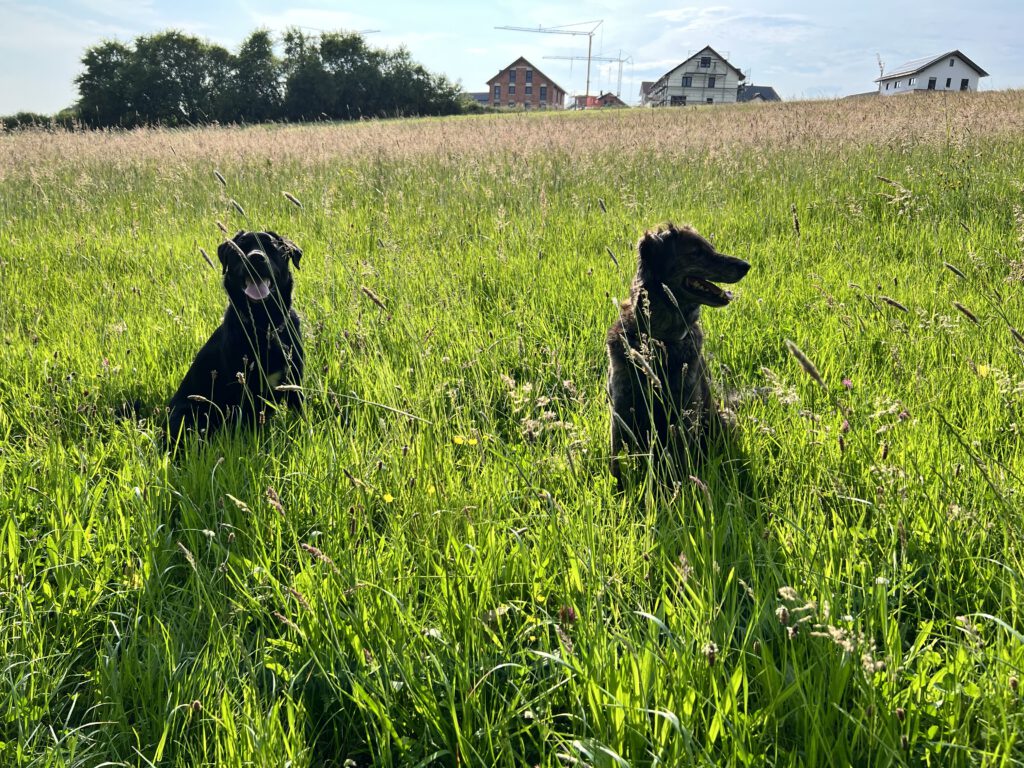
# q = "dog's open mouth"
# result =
<box><xmin>244</xmin><ymin>278</ymin><xmax>272</xmax><ymax>301</ymax></box>
<box><xmin>683</xmin><ymin>277</ymin><xmax>732</xmax><ymax>304</ymax></box>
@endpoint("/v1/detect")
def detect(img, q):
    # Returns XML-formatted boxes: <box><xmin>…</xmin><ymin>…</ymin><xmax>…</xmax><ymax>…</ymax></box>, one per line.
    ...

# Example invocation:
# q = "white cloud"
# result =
<box><xmin>246</xmin><ymin>8</ymin><xmax>375</xmax><ymax>34</ymax></box>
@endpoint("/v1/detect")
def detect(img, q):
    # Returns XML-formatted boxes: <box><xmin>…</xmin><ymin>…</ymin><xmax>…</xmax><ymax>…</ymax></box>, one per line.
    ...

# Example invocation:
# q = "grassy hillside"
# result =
<box><xmin>3</xmin><ymin>92</ymin><xmax>1024</xmax><ymax>766</ymax></box>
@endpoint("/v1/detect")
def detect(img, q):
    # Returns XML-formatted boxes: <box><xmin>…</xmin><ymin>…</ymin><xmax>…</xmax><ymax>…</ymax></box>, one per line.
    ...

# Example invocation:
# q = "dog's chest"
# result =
<box><xmin>230</xmin><ymin>322</ymin><xmax>298</xmax><ymax>394</ymax></box>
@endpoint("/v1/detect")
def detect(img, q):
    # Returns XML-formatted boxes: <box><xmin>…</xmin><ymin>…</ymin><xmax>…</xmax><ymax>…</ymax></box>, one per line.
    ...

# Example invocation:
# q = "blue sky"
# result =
<box><xmin>2</xmin><ymin>0</ymin><xmax>1021</xmax><ymax>114</ymax></box>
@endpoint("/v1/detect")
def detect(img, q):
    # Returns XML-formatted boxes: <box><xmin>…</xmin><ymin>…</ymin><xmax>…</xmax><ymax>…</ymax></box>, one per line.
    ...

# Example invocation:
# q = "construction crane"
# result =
<box><xmin>543</xmin><ymin>51</ymin><xmax>632</xmax><ymax>98</ymax></box>
<box><xmin>495</xmin><ymin>20</ymin><xmax>603</xmax><ymax>99</ymax></box>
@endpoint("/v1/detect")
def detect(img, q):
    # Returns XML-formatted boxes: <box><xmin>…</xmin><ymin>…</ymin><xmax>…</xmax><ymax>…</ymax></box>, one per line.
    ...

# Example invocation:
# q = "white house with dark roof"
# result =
<box><xmin>647</xmin><ymin>46</ymin><xmax>745</xmax><ymax>107</ymax></box>
<box><xmin>876</xmin><ymin>50</ymin><xmax>988</xmax><ymax>95</ymax></box>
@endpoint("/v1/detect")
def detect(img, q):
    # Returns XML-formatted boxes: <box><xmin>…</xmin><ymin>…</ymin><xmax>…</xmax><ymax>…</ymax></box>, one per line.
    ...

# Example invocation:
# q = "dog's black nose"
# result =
<box><xmin>246</xmin><ymin>249</ymin><xmax>267</xmax><ymax>265</ymax></box>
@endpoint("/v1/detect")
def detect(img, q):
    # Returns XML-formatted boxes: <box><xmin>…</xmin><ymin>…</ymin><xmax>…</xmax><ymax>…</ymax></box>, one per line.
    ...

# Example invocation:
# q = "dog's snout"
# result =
<box><xmin>711</xmin><ymin>252</ymin><xmax>751</xmax><ymax>283</ymax></box>
<box><xmin>246</xmin><ymin>249</ymin><xmax>267</xmax><ymax>265</ymax></box>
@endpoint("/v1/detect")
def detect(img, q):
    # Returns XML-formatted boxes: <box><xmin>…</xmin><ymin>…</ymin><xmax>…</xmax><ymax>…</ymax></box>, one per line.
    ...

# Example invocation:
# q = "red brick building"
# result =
<box><xmin>487</xmin><ymin>57</ymin><xmax>566</xmax><ymax>109</ymax></box>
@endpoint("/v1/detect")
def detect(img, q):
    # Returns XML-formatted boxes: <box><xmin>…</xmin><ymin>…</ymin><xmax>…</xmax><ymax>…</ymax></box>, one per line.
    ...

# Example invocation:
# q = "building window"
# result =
<box><xmin>950</xmin><ymin>58</ymin><xmax>955</xmax><ymax>66</ymax></box>
<box><xmin>508</xmin><ymin>83</ymin><xmax>515</xmax><ymax>95</ymax></box>
<box><xmin>525</xmin><ymin>84</ymin><xmax>532</xmax><ymax>95</ymax></box>
<box><xmin>706</xmin><ymin>97</ymin><xmax>713</xmax><ymax>103</ymax></box>
<box><xmin>539</xmin><ymin>85</ymin><xmax>547</xmax><ymax>101</ymax></box>
<box><xmin>908</xmin><ymin>77</ymin><xmax>916</xmax><ymax>86</ymax></box>
<box><xmin>960</xmin><ymin>78</ymin><xmax>970</xmax><ymax>90</ymax></box>
<box><xmin>885</xmin><ymin>83</ymin><xmax>889</xmax><ymax>90</ymax></box>
<box><xmin>700</xmin><ymin>56</ymin><xmax>711</xmax><ymax>68</ymax></box>
<box><xmin>946</xmin><ymin>77</ymin><xmax>952</xmax><ymax>88</ymax></box>
<box><xmin>682</xmin><ymin>76</ymin><xmax>692</xmax><ymax>87</ymax></box>
<box><xmin>927</xmin><ymin>77</ymin><xmax>936</xmax><ymax>90</ymax></box>
<box><xmin>670</xmin><ymin>95</ymin><xmax>686</xmax><ymax>105</ymax></box>
<box><xmin>493</xmin><ymin>84</ymin><xmax>500</xmax><ymax>100</ymax></box>
<box><xmin>509</xmin><ymin>69</ymin><xmax>516</xmax><ymax>83</ymax></box>
<box><xmin>524</xmin><ymin>102</ymin><xmax>531</xmax><ymax>110</ymax></box>
<box><xmin>895</xmin><ymin>81</ymin><xmax>901</xmax><ymax>88</ymax></box>
<box><xmin>508</xmin><ymin>102</ymin><xmax>514</xmax><ymax>108</ymax></box>
<box><xmin>708</xmin><ymin>76</ymin><xmax>716</xmax><ymax>88</ymax></box>
<box><xmin>526</xmin><ymin>70</ymin><xmax>533</xmax><ymax>83</ymax></box>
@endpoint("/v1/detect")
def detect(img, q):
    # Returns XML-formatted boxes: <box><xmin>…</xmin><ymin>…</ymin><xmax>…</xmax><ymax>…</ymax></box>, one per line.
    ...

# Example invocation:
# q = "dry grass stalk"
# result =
<box><xmin>785</xmin><ymin>339</ymin><xmax>826</xmax><ymax>389</ymax></box>
<box><xmin>6</xmin><ymin>92</ymin><xmax>1024</xmax><ymax>182</ymax></box>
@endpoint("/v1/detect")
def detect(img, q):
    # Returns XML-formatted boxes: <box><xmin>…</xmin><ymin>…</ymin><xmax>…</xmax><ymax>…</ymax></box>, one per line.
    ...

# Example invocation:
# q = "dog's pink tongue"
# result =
<box><xmin>245</xmin><ymin>279</ymin><xmax>271</xmax><ymax>301</ymax></box>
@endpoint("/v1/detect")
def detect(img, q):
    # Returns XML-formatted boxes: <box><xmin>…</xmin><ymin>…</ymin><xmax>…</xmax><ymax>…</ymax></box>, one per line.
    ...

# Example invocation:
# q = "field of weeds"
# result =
<box><xmin>3</xmin><ymin>91</ymin><xmax>1024</xmax><ymax>766</ymax></box>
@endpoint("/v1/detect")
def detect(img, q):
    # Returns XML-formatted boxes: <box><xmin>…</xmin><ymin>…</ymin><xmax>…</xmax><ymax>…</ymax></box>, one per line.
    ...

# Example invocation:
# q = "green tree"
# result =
<box><xmin>226</xmin><ymin>29</ymin><xmax>282</xmax><ymax>122</ymax></box>
<box><xmin>319</xmin><ymin>32</ymin><xmax>381</xmax><ymax>119</ymax></box>
<box><xmin>75</xmin><ymin>41</ymin><xmax>132</xmax><ymax>127</ymax></box>
<box><xmin>281</xmin><ymin>28</ymin><xmax>334</xmax><ymax>121</ymax></box>
<box><xmin>124</xmin><ymin>31</ymin><xmax>234</xmax><ymax>126</ymax></box>
<box><xmin>73</xmin><ymin>26</ymin><xmax>466</xmax><ymax>127</ymax></box>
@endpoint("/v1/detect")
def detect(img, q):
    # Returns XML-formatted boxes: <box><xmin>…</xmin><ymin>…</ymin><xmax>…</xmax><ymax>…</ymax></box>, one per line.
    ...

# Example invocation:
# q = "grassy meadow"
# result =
<box><xmin>3</xmin><ymin>92</ymin><xmax>1024</xmax><ymax>766</ymax></box>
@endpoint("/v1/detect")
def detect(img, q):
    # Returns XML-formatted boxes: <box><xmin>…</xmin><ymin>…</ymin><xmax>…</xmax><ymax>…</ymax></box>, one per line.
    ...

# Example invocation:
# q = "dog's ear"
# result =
<box><xmin>217</xmin><ymin>232</ymin><xmax>246</xmax><ymax>274</ymax></box>
<box><xmin>266</xmin><ymin>231</ymin><xmax>302</xmax><ymax>270</ymax></box>
<box><xmin>637</xmin><ymin>229</ymin><xmax>669</xmax><ymax>271</ymax></box>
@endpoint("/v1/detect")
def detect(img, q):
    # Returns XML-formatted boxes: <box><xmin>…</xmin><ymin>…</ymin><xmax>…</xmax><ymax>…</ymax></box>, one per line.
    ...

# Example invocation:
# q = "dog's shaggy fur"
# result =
<box><xmin>607</xmin><ymin>223</ymin><xmax>750</xmax><ymax>479</ymax></box>
<box><xmin>167</xmin><ymin>230</ymin><xmax>304</xmax><ymax>442</ymax></box>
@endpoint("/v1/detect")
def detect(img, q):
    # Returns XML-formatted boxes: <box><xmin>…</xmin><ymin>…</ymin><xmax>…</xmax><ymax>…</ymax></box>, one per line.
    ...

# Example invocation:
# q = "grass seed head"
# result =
<box><xmin>266</xmin><ymin>486</ymin><xmax>284</xmax><ymax>516</ymax></box>
<box><xmin>881</xmin><ymin>296</ymin><xmax>909</xmax><ymax>313</ymax></box>
<box><xmin>784</xmin><ymin>339</ymin><xmax>826</xmax><ymax>388</ymax></box>
<box><xmin>283</xmin><ymin>191</ymin><xmax>303</xmax><ymax>208</ymax></box>
<box><xmin>273</xmin><ymin>611</ymin><xmax>298</xmax><ymax>631</ymax></box>
<box><xmin>953</xmin><ymin>301</ymin><xmax>979</xmax><ymax>324</ymax></box>
<box><xmin>361</xmin><ymin>285</ymin><xmax>388</xmax><ymax>312</ymax></box>
<box><xmin>943</xmin><ymin>261</ymin><xmax>967</xmax><ymax>279</ymax></box>
<box><xmin>214</xmin><ymin>169</ymin><xmax>226</xmax><ymax>187</ymax></box>
<box><xmin>703</xmin><ymin>641</ymin><xmax>718</xmax><ymax>666</ymax></box>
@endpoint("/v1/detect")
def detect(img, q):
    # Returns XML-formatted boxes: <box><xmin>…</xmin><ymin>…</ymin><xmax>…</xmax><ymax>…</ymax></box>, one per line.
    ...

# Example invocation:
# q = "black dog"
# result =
<box><xmin>607</xmin><ymin>223</ymin><xmax>750</xmax><ymax>480</ymax></box>
<box><xmin>167</xmin><ymin>230</ymin><xmax>304</xmax><ymax>442</ymax></box>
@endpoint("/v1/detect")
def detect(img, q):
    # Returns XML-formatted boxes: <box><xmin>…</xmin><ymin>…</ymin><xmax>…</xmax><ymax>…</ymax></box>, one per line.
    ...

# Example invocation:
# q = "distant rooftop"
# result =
<box><xmin>875</xmin><ymin>50</ymin><xmax>989</xmax><ymax>82</ymax></box>
<box><xmin>737</xmin><ymin>84</ymin><xmax>781</xmax><ymax>102</ymax></box>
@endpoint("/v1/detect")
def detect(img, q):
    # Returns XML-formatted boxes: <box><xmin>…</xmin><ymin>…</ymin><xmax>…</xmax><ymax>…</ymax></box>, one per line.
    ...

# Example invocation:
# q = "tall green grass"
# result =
<box><xmin>2</xmin><ymin>96</ymin><xmax>1024</xmax><ymax>766</ymax></box>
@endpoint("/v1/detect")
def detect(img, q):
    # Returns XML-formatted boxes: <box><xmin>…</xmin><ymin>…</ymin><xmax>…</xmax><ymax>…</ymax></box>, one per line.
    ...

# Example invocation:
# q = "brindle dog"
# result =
<box><xmin>607</xmin><ymin>223</ymin><xmax>750</xmax><ymax>480</ymax></box>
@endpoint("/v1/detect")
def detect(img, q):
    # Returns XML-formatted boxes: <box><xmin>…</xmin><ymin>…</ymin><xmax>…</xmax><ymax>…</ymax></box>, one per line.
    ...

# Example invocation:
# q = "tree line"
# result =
<box><xmin>5</xmin><ymin>28</ymin><xmax>467</xmax><ymax>130</ymax></box>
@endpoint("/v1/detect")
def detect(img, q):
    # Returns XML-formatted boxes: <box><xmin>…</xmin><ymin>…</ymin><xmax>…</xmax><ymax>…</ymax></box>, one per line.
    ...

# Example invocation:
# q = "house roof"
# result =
<box><xmin>487</xmin><ymin>56</ymin><xmax>566</xmax><ymax>94</ymax></box>
<box><xmin>874</xmin><ymin>50</ymin><xmax>989</xmax><ymax>82</ymax></box>
<box><xmin>737</xmin><ymin>84</ymin><xmax>781</xmax><ymax>102</ymax></box>
<box><xmin>655</xmin><ymin>45</ymin><xmax>745</xmax><ymax>85</ymax></box>
<box><xmin>640</xmin><ymin>81</ymin><xmax>654</xmax><ymax>96</ymax></box>
<box><xmin>598</xmin><ymin>92</ymin><xmax>627</xmax><ymax>106</ymax></box>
